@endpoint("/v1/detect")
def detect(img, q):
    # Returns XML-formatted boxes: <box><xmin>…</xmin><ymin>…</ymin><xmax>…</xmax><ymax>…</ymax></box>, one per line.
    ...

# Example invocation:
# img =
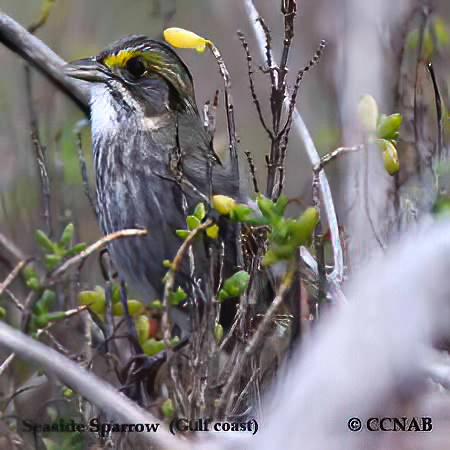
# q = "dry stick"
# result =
<box><xmin>206</xmin><ymin>43</ymin><xmax>239</xmax><ymax>181</ymax></box>
<box><xmin>162</xmin><ymin>219</ymin><xmax>214</xmax><ymax>347</ymax></box>
<box><xmin>237</xmin><ymin>31</ymin><xmax>273</xmax><ymax>139</ymax></box>
<box><xmin>48</xmin><ymin>228</ymin><xmax>147</xmax><ymax>282</ymax></box>
<box><xmin>217</xmin><ymin>268</ymin><xmax>295</xmax><ymax>413</ymax></box>
<box><xmin>277</xmin><ymin>40</ymin><xmax>326</xmax><ymax>197</ymax></box>
<box><xmin>76</xmin><ymin>132</ymin><xmax>97</xmax><ymax>217</ymax></box>
<box><xmin>427</xmin><ymin>62</ymin><xmax>444</xmax><ymax>161</ymax></box>
<box><xmin>413</xmin><ymin>6</ymin><xmax>431</xmax><ymax>175</ymax></box>
<box><xmin>0</xmin><ymin>259</ymin><xmax>31</xmax><ymax>299</ymax></box>
<box><xmin>0</xmin><ymin>321</ymin><xmax>187</xmax><ymax>449</ymax></box>
<box><xmin>25</xmin><ymin>65</ymin><xmax>52</xmax><ymax>235</ymax></box>
<box><xmin>279</xmin><ymin>0</ymin><xmax>297</xmax><ymax>70</ymax></box>
<box><xmin>263</xmin><ymin>1</ymin><xmax>297</xmax><ymax>199</ymax></box>
<box><xmin>0</xmin><ymin>233</ymin><xmax>26</xmax><ymax>262</ymax></box>
<box><xmin>0</xmin><ymin>353</ymin><xmax>15</xmax><ymax>377</ymax></box>
<box><xmin>0</xmin><ymin>13</ymin><xmax>90</xmax><ymax>115</ymax></box>
<box><xmin>312</xmin><ymin>171</ymin><xmax>326</xmax><ymax>312</ymax></box>
<box><xmin>243</xmin><ymin>0</ymin><xmax>344</xmax><ymax>284</ymax></box>
<box><xmin>245</xmin><ymin>151</ymin><xmax>260</xmax><ymax>193</ymax></box>
<box><xmin>3</xmin><ymin>288</ymin><xmax>25</xmax><ymax>312</ymax></box>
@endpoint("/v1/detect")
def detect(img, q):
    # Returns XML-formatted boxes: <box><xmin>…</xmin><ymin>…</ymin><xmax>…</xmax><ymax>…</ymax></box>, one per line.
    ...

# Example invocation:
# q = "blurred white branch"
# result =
<box><xmin>0</xmin><ymin>321</ymin><xmax>187</xmax><ymax>449</ymax></box>
<box><xmin>219</xmin><ymin>220</ymin><xmax>450</xmax><ymax>449</ymax></box>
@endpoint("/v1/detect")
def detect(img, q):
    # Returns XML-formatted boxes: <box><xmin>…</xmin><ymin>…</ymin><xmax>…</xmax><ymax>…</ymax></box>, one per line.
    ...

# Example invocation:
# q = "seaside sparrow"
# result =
<box><xmin>65</xmin><ymin>35</ymin><xmax>240</xmax><ymax>329</ymax></box>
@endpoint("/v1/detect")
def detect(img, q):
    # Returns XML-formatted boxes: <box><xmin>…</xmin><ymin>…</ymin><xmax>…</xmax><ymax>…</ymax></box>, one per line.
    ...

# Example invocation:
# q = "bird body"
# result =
<box><xmin>67</xmin><ymin>35</ymin><xmax>239</xmax><ymax>301</ymax></box>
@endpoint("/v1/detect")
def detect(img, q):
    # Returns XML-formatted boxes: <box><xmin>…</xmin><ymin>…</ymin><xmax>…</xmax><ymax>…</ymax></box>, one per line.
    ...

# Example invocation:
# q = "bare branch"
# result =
<box><xmin>0</xmin><ymin>259</ymin><xmax>32</xmax><ymax>298</ymax></box>
<box><xmin>0</xmin><ymin>13</ymin><xmax>90</xmax><ymax>114</ymax></box>
<box><xmin>243</xmin><ymin>0</ymin><xmax>344</xmax><ymax>283</ymax></box>
<box><xmin>237</xmin><ymin>31</ymin><xmax>273</xmax><ymax>139</ymax></box>
<box><xmin>217</xmin><ymin>267</ymin><xmax>295</xmax><ymax>413</ymax></box>
<box><xmin>48</xmin><ymin>228</ymin><xmax>147</xmax><ymax>282</ymax></box>
<box><xmin>206</xmin><ymin>42</ymin><xmax>240</xmax><ymax>183</ymax></box>
<box><xmin>0</xmin><ymin>320</ymin><xmax>188</xmax><ymax>448</ymax></box>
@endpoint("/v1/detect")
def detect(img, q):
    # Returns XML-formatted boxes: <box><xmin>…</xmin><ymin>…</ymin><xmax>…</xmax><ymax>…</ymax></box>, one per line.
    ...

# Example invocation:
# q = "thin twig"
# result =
<box><xmin>26</xmin><ymin>65</ymin><xmax>51</xmax><ymax>235</ymax></box>
<box><xmin>243</xmin><ymin>0</ymin><xmax>344</xmax><ymax>283</ymax></box>
<box><xmin>0</xmin><ymin>320</ymin><xmax>187</xmax><ymax>448</ymax></box>
<box><xmin>427</xmin><ymin>62</ymin><xmax>444</xmax><ymax>161</ymax></box>
<box><xmin>3</xmin><ymin>288</ymin><xmax>25</xmax><ymax>312</ymax></box>
<box><xmin>0</xmin><ymin>259</ymin><xmax>32</xmax><ymax>298</ymax></box>
<box><xmin>206</xmin><ymin>42</ymin><xmax>240</xmax><ymax>183</ymax></box>
<box><xmin>312</xmin><ymin>172</ymin><xmax>326</xmax><ymax>313</ymax></box>
<box><xmin>0</xmin><ymin>353</ymin><xmax>15</xmax><ymax>377</ymax></box>
<box><xmin>48</xmin><ymin>228</ymin><xmax>147</xmax><ymax>282</ymax></box>
<box><xmin>162</xmin><ymin>219</ymin><xmax>214</xmax><ymax>347</ymax></box>
<box><xmin>314</xmin><ymin>145</ymin><xmax>364</xmax><ymax>172</ymax></box>
<box><xmin>244</xmin><ymin>151</ymin><xmax>259</xmax><ymax>193</ymax></box>
<box><xmin>31</xmin><ymin>129</ymin><xmax>51</xmax><ymax>235</ymax></box>
<box><xmin>0</xmin><ymin>233</ymin><xmax>26</xmax><ymax>262</ymax></box>
<box><xmin>217</xmin><ymin>267</ymin><xmax>295</xmax><ymax>412</ymax></box>
<box><xmin>76</xmin><ymin>132</ymin><xmax>97</xmax><ymax>217</ymax></box>
<box><xmin>237</xmin><ymin>31</ymin><xmax>273</xmax><ymax>139</ymax></box>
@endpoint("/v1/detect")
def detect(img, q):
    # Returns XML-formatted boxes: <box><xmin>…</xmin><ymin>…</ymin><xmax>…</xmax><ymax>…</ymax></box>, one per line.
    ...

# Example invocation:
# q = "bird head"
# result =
<box><xmin>65</xmin><ymin>35</ymin><xmax>196</xmax><ymax>116</ymax></box>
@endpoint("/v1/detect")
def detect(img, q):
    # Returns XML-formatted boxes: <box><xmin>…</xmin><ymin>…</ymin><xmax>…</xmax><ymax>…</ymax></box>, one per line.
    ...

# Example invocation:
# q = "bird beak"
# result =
<box><xmin>64</xmin><ymin>58</ymin><xmax>109</xmax><ymax>82</ymax></box>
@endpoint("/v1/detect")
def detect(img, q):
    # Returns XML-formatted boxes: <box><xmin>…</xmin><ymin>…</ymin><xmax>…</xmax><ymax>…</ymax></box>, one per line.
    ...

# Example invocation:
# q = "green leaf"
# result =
<box><xmin>274</xmin><ymin>194</ymin><xmax>289</xmax><ymax>216</ymax></box>
<box><xmin>168</xmin><ymin>287</ymin><xmax>187</xmax><ymax>306</ymax></box>
<box><xmin>142</xmin><ymin>338</ymin><xmax>166</xmax><ymax>356</ymax></box>
<box><xmin>186</xmin><ymin>215</ymin><xmax>200</xmax><ymax>230</ymax></box>
<box><xmin>46</xmin><ymin>311</ymin><xmax>68</xmax><ymax>322</ymax></box>
<box><xmin>34</xmin><ymin>313</ymin><xmax>49</xmax><ymax>329</ymax></box>
<box><xmin>161</xmin><ymin>398</ymin><xmax>175</xmax><ymax>418</ymax></box>
<box><xmin>112</xmin><ymin>300</ymin><xmax>145</xmax><ymax>317</ymax></box>
<box><xmin>111</xmin><ymin>284</ymin><xmax>121</xmax><ymax>304</ymax></box>
<box><xmin>257</xmin><ymin>195</ymin><xmax>276</xmax><ymax>219</ymax></box>
<box><xmin>218</xmin><ymin>270</ymin><xmax>250</xmax><ymax>300</ymax></box>
<box><xmin>59</xmin><ymin>223</ymin><xmax>74</xmax><ymax>248</ymax></box>
<box><xmin>64</xmin><ymin>243</ymin><xmax>87</xmax><ymax>258</ymax></box>
<box><xmin>45</xmin><ymin>254</ymin><xmax>62</xmax><ymax>271</ymax></box>
<box><xmin>39</xmin><ymin>289</ymin><xmax>57</xmax><ymax>311</ymax></box>
<box><xmin>22</xmin><ymin>264</ymin><xmax>38</xmax><ymax>282</ymax></box>
<box><xmin>229</xmin><ymin>204</ymin><xmax>256</xmax><ymax>223</ymax></box>
<box><xmin>376</xmin><ymin>113</ymin><xmax>402</xmax><ymax>140</ymax></box>
<box><xmin>26</xmin><ymin>277</ymin><xmax>41</xmax><ymax>292</ymax></box>
<box><xmin>135</xmin><ymin>315</ymin><xmax>150</xmax><ymax>344</ymax></box>
<box><xmin>79</xmin><ymin>290</ymin><xmax>105</xmax><ymax>315</ymax></box>
<box><xmin>214</xmin><ymin>323</ymin><xmax>224</xmax><ymax>342</ymax></box>
<box><xmin>176</xmin><ymin>229</ymin><xmax>190</xmax><ymax>239</ymax></box>
<box><xmin>193</xmin><ymin>202</ymin><xmax>206</xmax><ymax>220</ymax></box>
<box><xmin>293</xmin><ymin>207</ymin><xmax>320</xmax><ymax>244</ymax></box>
<box><xmin>0</xmin><ymin>307</ymin><xmax>6</xmax><ymax>319</ymax></box>
<box><xmin>35</xmin><ymin>230</ymin><xmax>55</xmax><ymax>253</ymax></box>
<box><xmin>150</xmin><ymin>300</ymin><xmax>163</xmax><ymax>309</ymax></box>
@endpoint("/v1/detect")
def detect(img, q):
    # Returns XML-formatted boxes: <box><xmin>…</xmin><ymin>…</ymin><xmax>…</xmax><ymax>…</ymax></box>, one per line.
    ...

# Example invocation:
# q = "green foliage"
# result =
<box><xmin>406</xmin><ymin>15</ymin><xmax>450</xmax><ymax>59</ymax></box>
<box><xmin>35</xmin><ymin>223</ymin><xmax>87</xmax><ymax>271</ymax></box>
<box><xmin>161</xmin><ymin>398</ymin><xmax>175</xmax><ymax>418</ymax></box>
<box><xmin>167</xmin><ymin>287</ymin><xmax>187</xmax><ymax>306</ymax></box>
<box><xmin>376</xmin><ymin>114</ymin><xmax>402</xmax><ymax>141</ymax></box>
<box><xmin>218</xmin><ymin>270</ymin><xmax>250</xmax><ymax>301</ymax></box>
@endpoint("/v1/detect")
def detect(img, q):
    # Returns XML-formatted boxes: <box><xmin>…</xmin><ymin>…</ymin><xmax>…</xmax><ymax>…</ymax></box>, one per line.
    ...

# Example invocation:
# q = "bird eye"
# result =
<box><xmin>126</xmin><ymin>57</ymin><xmax>146</xmax><ymax>78</ymax></box>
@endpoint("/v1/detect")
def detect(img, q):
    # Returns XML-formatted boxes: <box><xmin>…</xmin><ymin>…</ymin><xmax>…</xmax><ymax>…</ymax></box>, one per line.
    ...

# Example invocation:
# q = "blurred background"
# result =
<box><xmin>0</xmin><ymin>0</ymin><xmax>449</xmax><ymax>286</ymax></box>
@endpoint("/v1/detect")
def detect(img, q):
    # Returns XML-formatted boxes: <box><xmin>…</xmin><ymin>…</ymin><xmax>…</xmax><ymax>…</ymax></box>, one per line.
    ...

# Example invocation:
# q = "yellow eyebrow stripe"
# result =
<box><xmin>103</xmin><ymin>50</ymin><xmax>142</xmax><ymax>68</ymax></box>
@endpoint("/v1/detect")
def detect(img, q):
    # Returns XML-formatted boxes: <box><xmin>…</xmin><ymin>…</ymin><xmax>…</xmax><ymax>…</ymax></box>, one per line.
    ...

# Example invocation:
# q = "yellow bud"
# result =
<box><xmin>206</xmin><ymin>224</ymin><xmax>219</xmax><ymax>239</ymax></box>
<box><xmin>163</xmin><ymin>27</ymin><xmax>210</xmax><ymax>54</ymax></box>
<box><xmin>357</xmin><ymin>94</ymin><xmax>379</xmax><ymax>133</ymax></box>
<box><xmin>382</xmin><ymin>141</ymin><xmax>400</xmax><ymax>175</ymax></box>
<box><xmin>212</xmin><ymin>195</ymin><xmax>236</xmax><ymax>215</ymax></box>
